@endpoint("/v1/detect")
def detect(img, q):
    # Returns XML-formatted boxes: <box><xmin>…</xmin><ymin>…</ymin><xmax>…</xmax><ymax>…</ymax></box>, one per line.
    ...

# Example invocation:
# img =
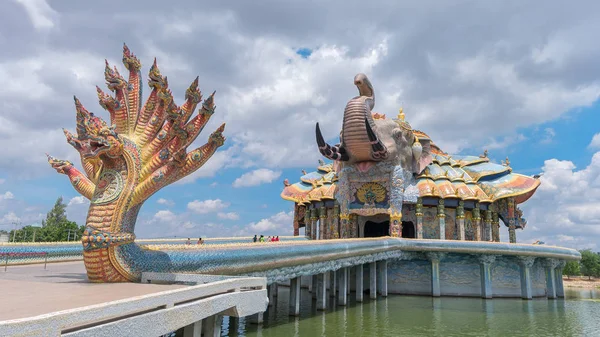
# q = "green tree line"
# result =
<box><xmin>8</xmin><ymin>197</ymin><xmax>85</xmax><ymax>243</ymax></box>
<box><xmin>563</xmin><ymin>249</ymin><xmax>600</xmax><ymax>280</ymax></box>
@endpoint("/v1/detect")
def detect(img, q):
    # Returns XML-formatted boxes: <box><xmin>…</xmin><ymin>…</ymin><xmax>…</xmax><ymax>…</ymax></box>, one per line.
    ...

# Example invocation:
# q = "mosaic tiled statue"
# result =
<box><xmin>47</xmin><ymin>44</ymin><xmax>225</xmax><ymax>282</ymax></box>
<box><xmin>316</xmin><ymin>73</ymin><xmax>433</xmax><ymax>174</ymax></box>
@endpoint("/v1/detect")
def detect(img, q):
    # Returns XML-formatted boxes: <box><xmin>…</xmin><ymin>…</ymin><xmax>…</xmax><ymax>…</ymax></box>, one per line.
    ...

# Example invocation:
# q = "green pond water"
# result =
<box><xmin>222</xmin><ymin>288</ymin><xmax>600</xmax><ymax>337</ymax></box>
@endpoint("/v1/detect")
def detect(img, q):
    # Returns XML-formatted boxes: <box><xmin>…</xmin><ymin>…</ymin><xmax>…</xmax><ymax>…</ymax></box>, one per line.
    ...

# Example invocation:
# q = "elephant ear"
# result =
<box><xmin>414</xmin><ymin>138</ymin><xmax>433</xmax><ymax>174</ymax></box>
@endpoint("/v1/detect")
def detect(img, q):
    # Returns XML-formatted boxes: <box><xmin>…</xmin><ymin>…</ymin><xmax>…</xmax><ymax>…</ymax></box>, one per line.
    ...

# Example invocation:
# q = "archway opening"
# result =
<box><xmin>402</xmin><ymin>221</ymin><xmax>416</xmax><ymax>238</ymax></box>
<box><xmin>364</xmin><ymin>221</ymin><xmax>390</xmax><ymax>237</ymax></box>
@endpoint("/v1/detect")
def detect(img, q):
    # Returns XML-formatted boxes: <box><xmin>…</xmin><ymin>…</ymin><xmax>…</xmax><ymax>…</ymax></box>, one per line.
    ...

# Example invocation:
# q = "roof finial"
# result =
<box><xmin>504</xmin><ymin>156</ymin><xmax>510</xmax><ymax>166</ymax></box>
<box><xmin>318</xmin><ymin>159</ymin><xmax>325</xmax><ymax>166</ymax></box>
<box><xmin>479</xmin><ymin>149</ymin><xmax>488</xmax><ymax>158</ymax></box>
<box><xmin>397</xmin><ymin>107</ymin><xmax>405</xmax><ymax>121</ymax></box>
<box><xmin>283</xmin><ymin>179</ymin><xmax>290</xmax><ymax>187</ymax></box>
<box><xmin>301</xmin><ymin>169</ymin><xmax>307</xmax><ymax>175</ymax></box>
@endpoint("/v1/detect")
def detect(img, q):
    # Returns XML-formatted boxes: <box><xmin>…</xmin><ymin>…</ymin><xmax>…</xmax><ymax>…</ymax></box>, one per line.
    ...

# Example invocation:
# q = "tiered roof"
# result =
<box><xmin>282</xmin><ymin>132</ymin><xmax>540</xmax><ymax>206</ymax></box>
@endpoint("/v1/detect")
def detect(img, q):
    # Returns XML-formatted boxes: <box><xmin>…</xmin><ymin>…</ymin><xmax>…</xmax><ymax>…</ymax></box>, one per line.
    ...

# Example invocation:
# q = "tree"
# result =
<box><xmin>563</xmin><ymin>261</ymin><xmax>581</xmax><ymax>279</ymax></box>
<box><xmin>42</xmin><ymin>197</ymin><xmax>68</xmax><ymax>227</ymax></box>
<box><xmin>8</xmin><ymin>197</ymin><xmax>85</xmax><ymax>242</ymax></box>
<box><xmin>580</xmin><ymin>250</ymin><xmax>600</xmax><ymax>280</ymax></box>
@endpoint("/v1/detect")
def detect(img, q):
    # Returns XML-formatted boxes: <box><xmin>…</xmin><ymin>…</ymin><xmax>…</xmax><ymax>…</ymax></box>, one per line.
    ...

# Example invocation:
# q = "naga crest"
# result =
<box><xmin>64</xmin><ymin>98</ymin><xmax>123</xmax><ymax>159</ymax></box>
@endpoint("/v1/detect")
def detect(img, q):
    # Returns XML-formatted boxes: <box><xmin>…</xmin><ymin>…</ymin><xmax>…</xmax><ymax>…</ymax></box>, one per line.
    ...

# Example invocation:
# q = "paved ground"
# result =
<box><xmin>0</xmin><ymin>261</ymin><xmax>185</xmax><ymax>321</ymax></box>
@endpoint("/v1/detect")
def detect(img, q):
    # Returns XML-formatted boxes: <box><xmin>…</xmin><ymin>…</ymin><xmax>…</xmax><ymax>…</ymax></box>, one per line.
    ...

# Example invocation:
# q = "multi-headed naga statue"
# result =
<box><xmin>47</xmin><ymin>45</ymin><xmax>225</xmax><ymax>282</ymax></box>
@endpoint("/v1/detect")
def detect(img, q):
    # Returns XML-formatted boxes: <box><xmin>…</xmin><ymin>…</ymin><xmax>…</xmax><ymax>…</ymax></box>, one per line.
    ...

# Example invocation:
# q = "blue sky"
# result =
<box><xmin>1</xmin><ymin>0</ymin><xmax>600</xmax><ymax>249</ymax></box>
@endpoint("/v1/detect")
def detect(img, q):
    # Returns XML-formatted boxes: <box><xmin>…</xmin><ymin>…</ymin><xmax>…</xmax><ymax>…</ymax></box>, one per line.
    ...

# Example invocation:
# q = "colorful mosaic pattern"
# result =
<box><xmin>47</xmin><ymin>45</ymin><xmax>226</xmax><ymax>282</ymax></box>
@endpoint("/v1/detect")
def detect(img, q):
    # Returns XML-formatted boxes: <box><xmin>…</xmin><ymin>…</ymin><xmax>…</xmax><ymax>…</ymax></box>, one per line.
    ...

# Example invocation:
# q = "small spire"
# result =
<box><xmin>283</xmin><ymin>179</ymin><xmax>290</xmax><ymax>187</ymax></box>
<box><xmin>301</xmin><ymin>169</ymin><xmax>307</xmax><ymax>175</ymax></box>
<box><xmin>504</xmin><ymin>156</ymin><xmax>511</xmax><ymax>166</ymax></box>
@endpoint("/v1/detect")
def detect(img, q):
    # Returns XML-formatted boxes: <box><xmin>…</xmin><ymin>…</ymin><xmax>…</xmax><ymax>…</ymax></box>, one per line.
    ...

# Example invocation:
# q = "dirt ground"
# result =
<box><xmin>563</xmin><ymin>277</ymin><xmax>600</xmax><ymax>288</ymax></box>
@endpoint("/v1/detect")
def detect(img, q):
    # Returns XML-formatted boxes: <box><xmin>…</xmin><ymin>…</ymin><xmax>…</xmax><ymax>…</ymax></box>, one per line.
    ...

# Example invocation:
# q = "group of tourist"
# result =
<box><xmin>252</xmin><ymin>235</ymin><xmax>280</xmax><ymax>243</ymax></box>
<box><xmin>185</xmin><ymin>237</ymin><xmax>204</xmax><ymax>245</ymax></box>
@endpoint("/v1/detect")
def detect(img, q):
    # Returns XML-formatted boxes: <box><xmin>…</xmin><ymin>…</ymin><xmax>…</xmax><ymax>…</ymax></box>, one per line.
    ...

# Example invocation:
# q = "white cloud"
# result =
<box><xmin>540</xmin><ymin>128</ymin><xmax>556</xmax><ymax>144</ymax></box>
<box><xmin>157</xmin><ymin>198</ymin><xmax>175</xmax><ymax>206</ymax></box>
<box><xmin>232</xmin><ymin>169</ymin><xmax>282</xmax><ymax>188</ymax></box>
<box><xmin>0</xmin><ymin>212</ymin><xmax>21</xmax><ymax>225</ymax></box>
<box><xmin>210</xmin><ymin>182</ymin><xmax>218</xmax><ymax>187</ymax></box>
<box><xmin>15</xmin><ymin>0</ymin><xmax>58</xmax><ymax>31</ymax></box>
<box><xmin>187</xmin><ymin>199</ymin><xmax>229</xmax><ymax>214</ymax></box>
<box><xmin>517</xmin><ymin>146</ymin><xmax>600</xmax><ymax>250</ymax></box>
<box><xmin>0</xmin><ymin>192</ymin><xmax>14</xmax><ymax>200</ymax></box>
<box><xmin>243</xmin><ymin>211</ymin><xmax>294</xmax><ymax>235</ymax></box>
<box><xmin>153</xmin><ymin>210</ymin><xmax>177</xmax><ymax>223</ymax></box>
<box><xmin>67</xmin><ymin>196</ymin><xmax>87</xmax><ymax>206</ymax></box>
<box><xmin>0</xmin><ymin>179</ymin><xmax>5</xmax><ymax>184</ymax></box>
<box><xmin>217</xmin><ymin>212</ymin><xmax>240</xmax><ymax>220</ymax></box>
<box><xmin>589</xmin><ymin>133</ymin><xmax>600</xmax><ymax>149</ymax></box>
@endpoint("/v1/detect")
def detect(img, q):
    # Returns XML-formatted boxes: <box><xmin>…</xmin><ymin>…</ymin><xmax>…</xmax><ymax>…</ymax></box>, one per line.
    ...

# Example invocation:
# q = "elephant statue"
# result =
<box><xmin>316</xmin><ymin>73</ymin><xmax>432</xmax><ymax>174</ymax></box>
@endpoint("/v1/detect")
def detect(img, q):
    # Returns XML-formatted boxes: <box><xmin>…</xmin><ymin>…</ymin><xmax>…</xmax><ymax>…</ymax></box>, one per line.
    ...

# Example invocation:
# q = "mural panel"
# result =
<box><xmin>422</xmin><ymin>207</ymin><xmax>438</xmax><ymax>239</ymax></box>
<box><xmin>445</xmin><ymin>208</ymin><xmax>456</xmax><ymax>240</ymax></box>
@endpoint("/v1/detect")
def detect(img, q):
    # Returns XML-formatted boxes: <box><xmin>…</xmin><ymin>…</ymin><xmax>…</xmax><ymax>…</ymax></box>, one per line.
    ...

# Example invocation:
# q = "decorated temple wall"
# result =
<box><xmin>491</xmin><ymin>258</ymin><xmax>522</xmax><ymax>297</ymax></box>
<box><xmin>532</xmin><ymin>261</ymin><xmax>547</xmax><ymax>297</ymax></box>
<box><xmin>439</xmin><ymin>255</ymin><xmax>482</xmax><ymax>296</ymax></box>
<box><xmin>388</xmin><ymin>259</ymin><xmax>432</xmax><ymax>295</ymax></box>
<box><xmin>422</xmin><ymin>206</ymin><xmax>439</xmax><ymax>239</ymax></box>
<box><xmin>444</xmin><ymin>208</ymin><xmax>457</xmax><ymax>240</ymax></box>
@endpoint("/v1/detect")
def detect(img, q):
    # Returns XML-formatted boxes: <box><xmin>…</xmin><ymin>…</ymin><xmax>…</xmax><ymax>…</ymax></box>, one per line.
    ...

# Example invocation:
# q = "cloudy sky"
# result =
<box><xmin>1</xmin><ymin>0</ymin><xmax>599</xmax><ymax>249</ymax></box>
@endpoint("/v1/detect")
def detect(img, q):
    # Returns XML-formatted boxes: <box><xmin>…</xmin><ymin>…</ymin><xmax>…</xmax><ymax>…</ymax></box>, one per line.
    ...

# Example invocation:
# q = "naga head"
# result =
<box><xmin>65</xmin><ymin>97</ymin><xmax>123</xmax><ymax>159</ymax></box>
<box><xmin>209</xmin><ymin>123</ymin><xmax>226</xmax><ymax>147</ymax></box>
<box><xmin>46</xmin><ymin>154</ymin><xmax>73</xmax><ymax>174</ymax></box>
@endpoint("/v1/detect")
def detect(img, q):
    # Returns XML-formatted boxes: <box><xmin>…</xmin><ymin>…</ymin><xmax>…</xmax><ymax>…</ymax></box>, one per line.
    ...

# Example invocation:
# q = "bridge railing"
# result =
<box><xmin>0</xmin><ymin>252</ymin><xmax>48</xmax><ymax>271</ymax></box>
<box><xmin>0</xmin><ymin>275</ymin><xmax>268</xmax><ymax>337</ymax></box>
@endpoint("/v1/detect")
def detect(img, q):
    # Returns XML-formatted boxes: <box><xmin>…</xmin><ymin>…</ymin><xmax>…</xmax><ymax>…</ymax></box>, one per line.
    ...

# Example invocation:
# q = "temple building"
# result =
<box><xmin>281</xmin><ymin>110</ymin><xmax>540</xmax><ymax>244</ymax></box>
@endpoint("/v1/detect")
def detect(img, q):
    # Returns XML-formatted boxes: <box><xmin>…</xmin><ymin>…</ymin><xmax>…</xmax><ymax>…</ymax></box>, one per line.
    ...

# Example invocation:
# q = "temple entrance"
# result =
<box><xmin>402</xmin><ymin>221</ymin><xmax>416</xmax><ymax>238</ymax></box>
<box><xmin>364</xmin><ymin>221</ymin><xmax>390</xmax><ymax>237</ymax></box>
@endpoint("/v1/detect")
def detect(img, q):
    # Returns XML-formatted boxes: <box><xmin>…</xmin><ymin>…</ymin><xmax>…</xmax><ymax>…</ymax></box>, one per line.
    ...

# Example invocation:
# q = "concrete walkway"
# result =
<box><xmin>0</xmin><ymin>261</ymin><xmax>185</xmax><ymax>321</ymax></box>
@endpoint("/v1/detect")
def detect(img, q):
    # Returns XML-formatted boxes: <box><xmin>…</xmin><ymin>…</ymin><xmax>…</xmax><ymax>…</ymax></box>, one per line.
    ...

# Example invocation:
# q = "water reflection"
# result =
<box><xmin>220</xmin><ymin>288</ymin><xmax>600</xmax><ymax>337</ymax></box>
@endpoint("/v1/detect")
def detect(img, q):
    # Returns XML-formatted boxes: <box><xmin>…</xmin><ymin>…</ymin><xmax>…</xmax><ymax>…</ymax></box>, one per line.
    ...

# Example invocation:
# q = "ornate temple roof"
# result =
<box><xmin>281</xmin><ymin>149</ymin><xmax>540</xmax><ymax>206</ymax></box>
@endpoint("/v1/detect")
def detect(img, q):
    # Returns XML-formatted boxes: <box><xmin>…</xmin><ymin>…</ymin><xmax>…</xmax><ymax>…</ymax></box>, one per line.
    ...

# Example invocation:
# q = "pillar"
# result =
<box><xmin>369</xmin><ymin>261</ymin><xmax>377</xmax><ymax>299</ymax></box>
<box><xmin>340</xmin><ymin>214</ymin><xmax>349</xmax><ymax>239</ymax></box>
<box><xmin>326</xmin><ymin>207</ymin><xmax>335</xmax><ymax>240</ymax></box>
<box><xmin>508</xmin><ymin>225</ymin><xmax>517</xmax><ymax>243</ymax></box>
<box><xmin>268</xmin><ymin>283</ymin><xmax>277</xmax><ymax>307</ymax></box>
<box><xmin>457</xmin><ymin>201</ymin><xmax>465</xmax><ymax>240</ymax></box>
<box><xmin>310</xmin><ymin>208</ymin><xmax>319</xmax><ymax>240</ymax></box>
<box><xmin>544</xmin><ymin>259</ymin><xmax>558</xmax><ymax>299</ymax></box>
<box><xmin>492</xmin><ymin>212</ymin><xmax>500</xmax><ymax>242</ymax></box>
<box><xmin>289</xmin><ymin>277</ymin><xmax>301</xmax><ymax>316</ymax></box>
<box><xmin>356</xmin><ymin>264</ymin><xmax>364</xmax><ymax>302</ymax></box>
<box><xmin>378</xmin><ymin>260</ymin><xmax>388</xmax><ymax>297</ymax></box>
<box><xmin>473</xmin><ymin>203</ymin><xmax>481</xmax><ymax>241</ymax></box>
<box><xmin>202</xmin><ymin>315</ymin><xmax>222</xmax><ymax>337</ymax></box>
<box><xmin>338</xmin><ymin>267</ymin><xmax>348</xmax><ymax>306</ymax></box>
<box><xmin>248</xmin><ymin>312</ymin><xmax>263</xmax><ymax>325</ymax></box>
<box><xmin>316</xmin><ymin>273</ymin><xmax>327</xmax><ymax>310</ymax></box>
<box><xmin>328</xmin><ymin>270</ymin><xmax>337</xmax><ymax>298</ymax></box>
<box><xmin>484</xmin><ymin>210</ymin><xmax>492</xmax><ymax>241</ymax></box>
<box><xmin>518</xmin><ymin>257</ymin><xmax>535</xmax><ymax>300</ymax></box>
<box><xmin>332</xmin><ymin>203</ymin><xmax>340</xmax><ymax>239</ymax></box>
<box><xmin>479</xmin><ymin>255</ymin><xmax>496</xmax><ymax>299</ymax></box>
<box><xmin>319</xmin><ymin>206</ymin><xmax>327</xmax><ymax>240</ymax></box>
<box><xmin>311</xmin><ymin>274</ymin><xmax>318</xmax><ymax>299</ymax></box>
<box><xmin>305</xmin><ymin>205</ymin><xmax>312</xmax><ymax>239</ymax></box>
<box><xmin>349</xmin><ymin>214</ymin><xmax>358</xmax><ymax>238</ymax></box>
<box><xmin>390</xmin><ymin>210</ymin><xmax>403</xmax><ymax>237</ymax></box>
<box><xmin>437</xmin><ymin>199</ymin><xmax>446</xmax><ymax>240</ymax></box>
<box><xmin>427</xmin><ymin>252</ymin><xmax>445</xmax><ymax>297</ymax></box>
<box><xmin>183</xmin><ymin>321</ymin><xmax>202</xmax><ymax>337</ymax></box>
<box><xmin>555</xmin><ymin>261</ymin><xmax>565</xmax><ymax>298</ymax></box>
<box><xmin>416</xmin><ymin>198</ymin><xmax>424</xmax><ymax>239</ymax></box>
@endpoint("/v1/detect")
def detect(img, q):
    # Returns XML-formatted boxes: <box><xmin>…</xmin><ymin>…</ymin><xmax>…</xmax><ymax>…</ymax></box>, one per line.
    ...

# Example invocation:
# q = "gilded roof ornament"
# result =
<box><xmin>504</xmin><ymin>156</ymin><xmax>511</xmax><ymax>166</ymax></box>
<box><xmin>301</xmin><ymin>169</ymin><xmax>307</xmax><ymax>175</ymax></box>
<box><xmin>283</xmin><ymin>179</ymin><xmax>290</xmax><ymax>187</ymax></box>
<box><xmin>479</xmin><ymin>149</ymin><xmax>488</xmax><ymax>158</ymax></box>
<box><xmin>397</xmin><ymin>107</ymin><xmax>405</xmax><ymax>121</ymax></box>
